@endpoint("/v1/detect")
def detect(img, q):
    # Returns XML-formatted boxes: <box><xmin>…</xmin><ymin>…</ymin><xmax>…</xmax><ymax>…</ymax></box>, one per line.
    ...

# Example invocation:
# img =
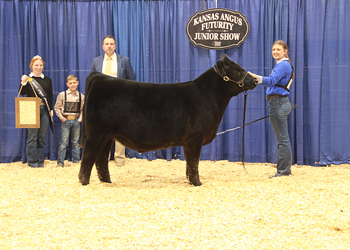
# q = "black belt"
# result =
<box><xmin>63</xmin><ymin>114</ymin><xmax>80</xmax><ymax>120</ymax></box>
<box><xmin>266</xmin><ymin>94</ymin><xmax>288</xmax><ymax>101</ymax></box>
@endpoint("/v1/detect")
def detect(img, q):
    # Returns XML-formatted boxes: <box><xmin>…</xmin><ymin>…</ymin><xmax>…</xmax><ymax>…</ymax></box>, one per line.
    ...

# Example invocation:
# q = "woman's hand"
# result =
<box><xmin>21</xmin><ymin>75</ymin><xmax>29</xmax><ymax>86</ymax></box>
<box><xmin>248</xmin><ymin>72</ymin><xmax>262</xmax><ymax>84</ymax></box>
<box><xmin>248</xmin><ymin>71</ymin><xmax>258</xmax><ymax>78</ymax></box>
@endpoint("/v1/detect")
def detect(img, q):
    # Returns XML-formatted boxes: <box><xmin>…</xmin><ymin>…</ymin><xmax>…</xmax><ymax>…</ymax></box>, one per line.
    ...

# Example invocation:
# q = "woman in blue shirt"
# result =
<box><xmin>249</xmin><ymin>40</ymin><xmax>294</xmax><ymax>178</ymax></box>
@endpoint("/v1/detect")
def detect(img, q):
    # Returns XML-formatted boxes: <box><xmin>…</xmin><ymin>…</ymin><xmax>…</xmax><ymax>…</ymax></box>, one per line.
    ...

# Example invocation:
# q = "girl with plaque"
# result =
<box><xmin>20</xmin><ymin>55</ymin><xmax>53</xmax><ymax>168</ymax></box>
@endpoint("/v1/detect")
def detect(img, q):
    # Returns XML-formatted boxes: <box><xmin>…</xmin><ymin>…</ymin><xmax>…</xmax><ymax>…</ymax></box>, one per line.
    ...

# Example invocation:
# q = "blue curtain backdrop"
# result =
<box><xmin>0</xmin><ymin>0</ymin><xmax>349</xmax><ymax>165</ymax></box>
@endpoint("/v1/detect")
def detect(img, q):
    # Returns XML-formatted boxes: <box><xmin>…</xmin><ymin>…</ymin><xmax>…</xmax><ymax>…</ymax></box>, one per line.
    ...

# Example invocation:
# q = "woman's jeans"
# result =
<box><xmin>26</xmin><ymin>106</ymin><xmax>49</xmax><ymax>168</ymax></box>
<box><xmin>57</xmin><ymin>118</ymin><xmax>81</xmax><ymax>166</ymax></box>
<box><xmin>268</xmin><ymin>96</ymin><xmax>292</xmax><ymax>175</ymax></box>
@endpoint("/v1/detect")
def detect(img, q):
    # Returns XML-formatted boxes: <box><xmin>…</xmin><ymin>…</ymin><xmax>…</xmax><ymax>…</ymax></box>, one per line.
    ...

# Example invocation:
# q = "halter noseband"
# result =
<box><xmin>214</xmin><ymin>64</ymin><xmax>249</xmax><ymax>88</ymax></box>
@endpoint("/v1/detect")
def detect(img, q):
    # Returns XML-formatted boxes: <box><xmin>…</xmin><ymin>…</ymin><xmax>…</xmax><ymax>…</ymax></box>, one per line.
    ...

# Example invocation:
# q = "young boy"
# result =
<box><xmin>54</xmin><ymin>75</ymin><xmax>85</xmax><ymax>167</ymax></box>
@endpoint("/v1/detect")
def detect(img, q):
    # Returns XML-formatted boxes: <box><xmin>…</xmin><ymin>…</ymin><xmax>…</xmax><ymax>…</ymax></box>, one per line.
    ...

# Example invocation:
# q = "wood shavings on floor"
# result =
<box><xmin>0</xmin><ymin>159</ymin><xmax>349</xmax><ymax>249</ymax></box>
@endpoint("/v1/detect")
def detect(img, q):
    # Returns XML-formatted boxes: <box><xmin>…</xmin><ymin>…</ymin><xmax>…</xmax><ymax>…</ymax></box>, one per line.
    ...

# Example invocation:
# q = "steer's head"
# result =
<box><xmin>214</xmin><ymin>54</ymin><xmax>257</xmax><ymax>91</ymax></box>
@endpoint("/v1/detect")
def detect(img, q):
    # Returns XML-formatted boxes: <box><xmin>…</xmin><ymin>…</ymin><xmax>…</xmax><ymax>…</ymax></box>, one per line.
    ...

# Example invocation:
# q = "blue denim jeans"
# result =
<box><xmin>57</xmin><ymin>118</ymin><xmax>81</xmax><ymax>166</ymax></box>
<box><xmin>268</xmin><ymin>96</ymin><xmax>292</xmax><ymax>175</ymax></box>
<box><xmin>26</xmin><ymin>106</ymin><xmax>50</xmax><ymax>168</ymax></box>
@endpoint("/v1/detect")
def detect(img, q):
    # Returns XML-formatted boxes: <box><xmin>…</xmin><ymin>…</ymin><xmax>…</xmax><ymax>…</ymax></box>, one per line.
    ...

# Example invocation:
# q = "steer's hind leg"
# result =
<box><xmin>79</xmin><ymin>137</ymin><xmax>107</xmax><ymax>185</ymax></box>
<box><xmin>183</xmin><ymin>139</ymin><xmax>203</xmax><ymax>186</ymax></box>
<box><xmin>95</xmin><ymin>139</ymin><xmax>113</xmax><ymax>183</ymax></box>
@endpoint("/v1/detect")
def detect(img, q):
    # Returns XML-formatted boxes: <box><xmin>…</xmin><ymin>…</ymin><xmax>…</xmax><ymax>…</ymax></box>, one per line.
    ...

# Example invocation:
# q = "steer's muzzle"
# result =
<box><xmin>244</xmin><ymin>72</ymin><xmax>258</xmax><ymax>90</ymax></box>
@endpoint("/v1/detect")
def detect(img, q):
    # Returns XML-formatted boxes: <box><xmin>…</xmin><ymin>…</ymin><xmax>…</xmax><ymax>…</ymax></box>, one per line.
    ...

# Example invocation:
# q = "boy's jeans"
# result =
<box><xmin>57</xmin><ymin>119</ymin><xmax>81</xmax><ymax>165</ymax></box>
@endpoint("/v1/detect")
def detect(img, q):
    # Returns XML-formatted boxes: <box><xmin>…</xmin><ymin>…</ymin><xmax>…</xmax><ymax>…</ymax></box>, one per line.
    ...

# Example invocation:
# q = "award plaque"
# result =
<box><xmin>15</xmin><ymin>97</ymin><xmax>40</xmax><ymax>128</ymax></box>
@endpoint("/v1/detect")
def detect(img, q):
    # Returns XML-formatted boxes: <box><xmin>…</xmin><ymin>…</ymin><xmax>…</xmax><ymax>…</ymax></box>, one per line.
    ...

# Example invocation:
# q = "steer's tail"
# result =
<box><xmin>81</xmin><ymin>71</ymin><xmax>99</xmax><ymax>148</ymax></box>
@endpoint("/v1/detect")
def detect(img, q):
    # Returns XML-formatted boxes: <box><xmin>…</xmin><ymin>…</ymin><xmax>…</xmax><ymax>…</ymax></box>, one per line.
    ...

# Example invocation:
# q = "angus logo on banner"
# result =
<box><xmin>186</xmin><ymin>8</ymin><xmax>250</xmax><ymax>50</ymax></box>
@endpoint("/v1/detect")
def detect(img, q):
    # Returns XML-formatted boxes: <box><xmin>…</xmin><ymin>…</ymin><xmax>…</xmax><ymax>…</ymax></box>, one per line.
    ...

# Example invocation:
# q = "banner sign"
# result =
<box><xmin>186</xmin><ymin>8</ymin><xmax>250</xmax><ymax>50</ymax></box>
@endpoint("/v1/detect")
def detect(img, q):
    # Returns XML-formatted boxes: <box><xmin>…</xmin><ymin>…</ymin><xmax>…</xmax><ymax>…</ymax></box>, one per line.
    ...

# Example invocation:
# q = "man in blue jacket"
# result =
<box><xmin>90</xmin><ymin>35</ymin><xmax>136</xmax><ymax>166</ymax></box>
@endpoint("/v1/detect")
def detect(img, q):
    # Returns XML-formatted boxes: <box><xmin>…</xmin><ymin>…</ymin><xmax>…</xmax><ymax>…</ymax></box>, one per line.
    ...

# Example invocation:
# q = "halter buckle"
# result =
<box><xmin>223</xmin><ymin>76</ymin><xmax>230</xmax><ymax>81</ymax></box>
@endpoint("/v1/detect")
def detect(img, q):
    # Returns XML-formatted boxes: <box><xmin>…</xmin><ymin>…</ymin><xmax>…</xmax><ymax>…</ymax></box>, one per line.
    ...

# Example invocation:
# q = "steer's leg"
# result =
<box><xmin>79</xmin><ymin>137</ymin><xmax>106</xmax><ymax>185</ymax></box>
<box><xmin>183</xmin><ymin>139</ymin><xmax>203</xmax><ymax>186</ymax></box>
<box><xmin>95</xmin><ymin>139</ymin><xmax>113</xmax><ymax>183</ymax></box>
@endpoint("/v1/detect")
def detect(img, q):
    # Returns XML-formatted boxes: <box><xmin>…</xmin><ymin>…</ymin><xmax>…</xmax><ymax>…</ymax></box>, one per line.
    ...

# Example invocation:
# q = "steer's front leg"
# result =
<box><xmin>183</xmin><ymin>141</ymin><xmax>203</xmax><ymax>186</ymax></box>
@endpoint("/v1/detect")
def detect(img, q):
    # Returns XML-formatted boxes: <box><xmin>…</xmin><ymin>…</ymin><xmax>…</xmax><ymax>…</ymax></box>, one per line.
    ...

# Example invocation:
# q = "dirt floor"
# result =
<box><xmin>0</xmin><ymin>159</ymin><xmax>349</xmax><ymax>249</ymax></box>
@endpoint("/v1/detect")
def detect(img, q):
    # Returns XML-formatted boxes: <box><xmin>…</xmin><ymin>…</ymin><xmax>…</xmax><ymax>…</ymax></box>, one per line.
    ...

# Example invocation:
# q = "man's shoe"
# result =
<box><xmin>269</xmin><ymin>173</ymin><xmax>282</xmax><ymax>179</ymax></box>
<box><xmin>57</xmin><ymin>163</ymin><xmax>64</xmax><ymax>168</ymax></box>
<box><xmin>269</xmin><ymin>172</ymin><xmax>292</xmax><ymax>179</ymax></box>
<box><xmin>116</xmin><ymin>162</ymin><xmax>125</xmax><ymax>167</ymax></box>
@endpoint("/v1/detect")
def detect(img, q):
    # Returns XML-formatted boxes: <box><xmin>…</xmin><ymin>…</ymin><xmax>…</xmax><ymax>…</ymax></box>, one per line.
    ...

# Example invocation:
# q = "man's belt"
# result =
<box><xmin>63</xmin><ymin>114</ymin><xmax>80</xmax><ymax>120</ymax></box>
<box><xmin>266</xmin><ymin>94</ymin><xmax>288</xmax><ymax>101</ymax></box>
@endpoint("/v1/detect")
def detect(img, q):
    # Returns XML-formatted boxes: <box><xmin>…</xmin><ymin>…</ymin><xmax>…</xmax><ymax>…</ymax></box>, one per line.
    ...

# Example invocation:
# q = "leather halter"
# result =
<box><xmin>213</xmin><ymin>64</ymin><xmax>249</xmax><ymax>88</ymax></box>
<box><xmin>213</xmin><ymin>63</ymin><xmax>249</xmax><ymax>171</ymax></box>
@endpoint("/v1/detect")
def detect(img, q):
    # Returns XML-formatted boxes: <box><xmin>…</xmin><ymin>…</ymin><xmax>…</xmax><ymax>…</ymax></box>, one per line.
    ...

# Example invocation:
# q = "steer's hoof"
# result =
<box><xmin>79</xmin><ymin>175</ymin><xmax>90</xmax><ymax>185</ymax></box>
<box><xmin>189</xmin><ymin>177</ymin><xmax>202</xmax><ymax>186</ymax></box>
<box><xmin>101</xmin><ymin>179</ymin><xmax>112</xmax><ymax>184</ymax></box>
<box><xmin>80</xmin><ymin>180</ymin><xmax>90</xmax><ymax>186</ymax></box>
<box><xmin>97</xmin><ymin>174</ymin><xmax>112</xmax><ymax>183</ymax></box>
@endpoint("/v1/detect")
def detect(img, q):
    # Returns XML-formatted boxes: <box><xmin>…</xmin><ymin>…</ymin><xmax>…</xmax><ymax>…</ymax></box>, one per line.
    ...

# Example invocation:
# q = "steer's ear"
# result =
<box><xmin>221</xmin><ymin>54</ymin><xmax>229</xmax><ymax>61</ymax></box>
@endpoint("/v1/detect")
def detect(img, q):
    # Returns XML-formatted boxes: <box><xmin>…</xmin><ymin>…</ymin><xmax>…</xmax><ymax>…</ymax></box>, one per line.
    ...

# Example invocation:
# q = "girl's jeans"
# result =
<box><xmin>268</xmin><ymin>96</ymin><xmax>292</xmax><ymax>175</ymax></box>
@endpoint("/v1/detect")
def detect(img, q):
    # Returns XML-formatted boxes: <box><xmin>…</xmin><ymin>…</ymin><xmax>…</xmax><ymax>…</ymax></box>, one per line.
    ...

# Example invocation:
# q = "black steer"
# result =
<box><xmin>79</xmin><ymin>54</ymin><xmax>256</xmax><ymax>186</ymax></box>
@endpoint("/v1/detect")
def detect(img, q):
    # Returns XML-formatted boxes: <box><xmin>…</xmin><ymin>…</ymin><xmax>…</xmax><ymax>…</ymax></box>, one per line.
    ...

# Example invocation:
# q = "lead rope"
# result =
<box><xmin>242</xmin><ymin>91</ymin><xmax>248</xmax><ymax>173</ymax></box>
